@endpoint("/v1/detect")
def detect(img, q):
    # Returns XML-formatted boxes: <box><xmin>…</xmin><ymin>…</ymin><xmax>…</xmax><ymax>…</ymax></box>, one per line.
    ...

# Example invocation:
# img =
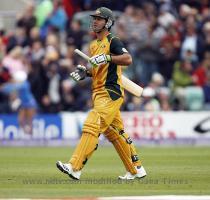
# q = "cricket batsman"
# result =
<box><xmin>56</xmin><ymin>7</ymin><xmax>147</xmax><ymax>180</ymax></box>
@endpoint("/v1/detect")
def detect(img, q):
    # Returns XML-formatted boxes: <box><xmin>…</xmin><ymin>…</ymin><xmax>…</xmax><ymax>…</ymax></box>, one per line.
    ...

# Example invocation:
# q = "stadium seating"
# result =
<box><xmin>185</xmin><ymin>86</ymin><xmax>204</xmax><ymax>111</ymax></box>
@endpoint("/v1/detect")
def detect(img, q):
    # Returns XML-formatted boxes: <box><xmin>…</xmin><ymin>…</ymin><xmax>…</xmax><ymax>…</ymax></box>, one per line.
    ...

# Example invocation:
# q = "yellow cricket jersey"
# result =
<box><xmin>89</xmin><ymin>33</ymin><xmax>128</xmax><ymax>100</ymax></box>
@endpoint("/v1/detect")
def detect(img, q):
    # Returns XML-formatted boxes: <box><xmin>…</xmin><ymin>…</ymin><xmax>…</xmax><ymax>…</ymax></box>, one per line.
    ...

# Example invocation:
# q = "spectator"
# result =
<box><xmin>6</xmin><ymin>27</ymin><xmax>28</xmax><ymax>52</ymax></box>
<box><xmin>46</xmin><ymin>33</ymin><xmax>60</xmax><ymax>50</ymax></box>
<box><xmin>0</xmin><ymin>34</ymin><xmax>6</xmax><ymax>61</ymax></box>
<box><xmin>30</xmin><ymin>39</ymin><xmax>45</xmax><ymax>62</ymax></box>
<box><xmin>149</xmin><ymin>72</ymin><xmax>165</xmax><ymax>90</ymax></box>
<box><xmin>16</xmin><ymin>1</ymin><xmax>37</xmax><ymax>36</ymax></box>
<box><xmin>0</xmin><ymin>65</ymin><xmax>11</xmax><ymax>112</ymax></box>
<box><xmin>35</xmin><ymin>0</ymin><xmax>53</xmax><ymax>27</ymax></box>
<box><xmin>158</xmin><ymin>4</ymin><xmax>176</xmax><ymax>28</ymax></box>
<box><xmin>157</xmin><ymin>87</ymin><xmax>172</xmax><ymax>111</ymax></box>
<box><xmin>180</xmin><ymin>17</ymin><xmax>204</xmax><ymax>63</ymax></box>
<box><xmin>193</xmin><ymin>51</ymin><xmax>210</xmax><ymax>108</ymax></box>
<box><xmin>171</xmin><ymin>59</ymin><xmax>196</xmax><ymax>110</ymax></box>
<box><xmin>66</xmin><ymin>20</ymin><xmax>86</xmax><ymax>49</ymax></box>
<box><xmin>193</xmin><ymin>51</ymin><xmax>210</xmax><ymax>87</ymax></box>
<box><xmin>159</xmin><ymin>23</ymin><xmax>181</xmax><ymax>83</ymax></box>
<box><xmin>2</xmin><ymin>46</ymin><xmax>28</xmax><ymax>74</ymax></box>
<box><xmin>62</xmin><ymin>0</ymin><xmax>80</xmax><ymax>19</ymax></box>
<box><xmin>41</xmin><ymin>0</ymin><xmax>67</xmax><ymax>36</ymax></box>
<box><xmin>28</xmin><ymin>27</ymin><xmax>42</xmax><ymax>47</ymax></box>
<box><xmin>39</xmin><ymin>46</ymin><xmax>61</xmax><ymax>113</ymax></box>
<box><xmin>203</xmin><ymin>75</ymin><xmax>210</xmax><ymax>107</ymax></box>
<box><xmin>141</xmin><ymin>87</ymin><xmax>160</xmax><ymax>111</ymax></box>
<box><xmin>203</xmin><ymin>22</ymin><xmax>210</xmax><ymax>52</ymax></box>
<box><xmin>172</xmin><ymin>60</ymin><xmax>195</xmax><ymax>89</ymax></box>
<box><xmin>0</xmin><ymin>70</ymin><xmax>37</xmax><ymax>134</ymax></box>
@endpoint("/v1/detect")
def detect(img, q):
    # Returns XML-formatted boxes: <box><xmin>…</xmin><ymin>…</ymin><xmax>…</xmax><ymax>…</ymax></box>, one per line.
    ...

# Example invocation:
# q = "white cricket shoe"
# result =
<box><xmin>56</xmin><ymin>161</ymin><xmax>81</xmax><ymax>180</ymax></box>
<box><xmin>118</xmin><ymin>166</ymin><xmax>147</xmax><ymax>180</ymax></box>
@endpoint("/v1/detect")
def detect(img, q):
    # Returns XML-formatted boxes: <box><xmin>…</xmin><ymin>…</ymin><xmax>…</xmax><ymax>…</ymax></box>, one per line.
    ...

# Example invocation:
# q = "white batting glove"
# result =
<box><xmin>89</xmin><ymin>54</ymin><xmax>111</xmax><ymax>67</ymax></box>
<box><xmin>70</xmin><ymin>65</ymin><xmax>87</xmax><ymax>81</ymax></box>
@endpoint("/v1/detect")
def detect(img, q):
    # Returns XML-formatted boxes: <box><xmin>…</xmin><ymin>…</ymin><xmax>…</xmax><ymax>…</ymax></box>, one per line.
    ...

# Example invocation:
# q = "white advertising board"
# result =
<box><xmin>122</xmin><ymin>112</ymin><xmax>210</xmax><ymax>140</ymax></box>
<box><xmin>1</xmin><ymin>112</ymin><xmax>210</xmax><ymax>143</ymax></box>
<box><xmin>62</xmin><ymin>112</ymin><xmax>210</xmax><ymax>140</ymax></box>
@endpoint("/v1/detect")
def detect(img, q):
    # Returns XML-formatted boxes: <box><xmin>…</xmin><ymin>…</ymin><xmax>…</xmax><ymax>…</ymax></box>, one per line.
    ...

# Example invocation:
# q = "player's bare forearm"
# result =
<box><xmin>111</xmin><ymin>53</ymin><xmax>132</xmax><ymax>66</ymax></box>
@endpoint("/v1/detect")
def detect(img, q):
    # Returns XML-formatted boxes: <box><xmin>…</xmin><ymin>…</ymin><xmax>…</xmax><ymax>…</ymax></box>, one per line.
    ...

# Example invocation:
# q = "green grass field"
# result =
<box><xmin>0</xmin><ymin>146</ymin><xmax>210</xmax><ymax>198</ymax></box>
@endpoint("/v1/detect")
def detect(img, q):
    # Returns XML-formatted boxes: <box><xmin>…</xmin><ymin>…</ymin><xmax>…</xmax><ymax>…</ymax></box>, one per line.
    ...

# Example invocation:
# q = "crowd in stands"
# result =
<box><xmin>0</xmin><ymin>0</ymin><xmax>210</xmax><ymax>114</ymax></box>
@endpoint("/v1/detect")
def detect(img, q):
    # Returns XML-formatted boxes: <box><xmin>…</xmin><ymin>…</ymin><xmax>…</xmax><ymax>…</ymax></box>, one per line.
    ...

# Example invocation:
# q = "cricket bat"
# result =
<box><xmin>74</xmin><ymin>49</ymin><xmax>143</xmax><ymax>97</ymax></box>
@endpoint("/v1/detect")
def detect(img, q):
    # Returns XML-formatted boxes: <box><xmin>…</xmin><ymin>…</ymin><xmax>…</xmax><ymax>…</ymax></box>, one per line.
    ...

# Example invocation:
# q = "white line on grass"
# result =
<box><xmin>99</xmin><ymin>196</ymin><xmax>210</xmax><ymax>200</ymax></box>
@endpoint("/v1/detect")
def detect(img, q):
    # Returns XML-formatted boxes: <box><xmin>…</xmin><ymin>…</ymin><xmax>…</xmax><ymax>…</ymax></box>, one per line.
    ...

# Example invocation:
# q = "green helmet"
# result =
<box><xmin>90</xmin><ymin>7</ymin><xmax>114</xmax><ymax>29</ymax></box>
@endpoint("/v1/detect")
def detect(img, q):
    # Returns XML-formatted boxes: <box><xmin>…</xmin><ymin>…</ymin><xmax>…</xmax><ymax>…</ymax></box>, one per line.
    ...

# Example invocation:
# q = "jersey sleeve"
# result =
<box><xmin>110</xmin><ymin>37</ymin><xmax>129</xmax><ymax>55</ymax></box>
